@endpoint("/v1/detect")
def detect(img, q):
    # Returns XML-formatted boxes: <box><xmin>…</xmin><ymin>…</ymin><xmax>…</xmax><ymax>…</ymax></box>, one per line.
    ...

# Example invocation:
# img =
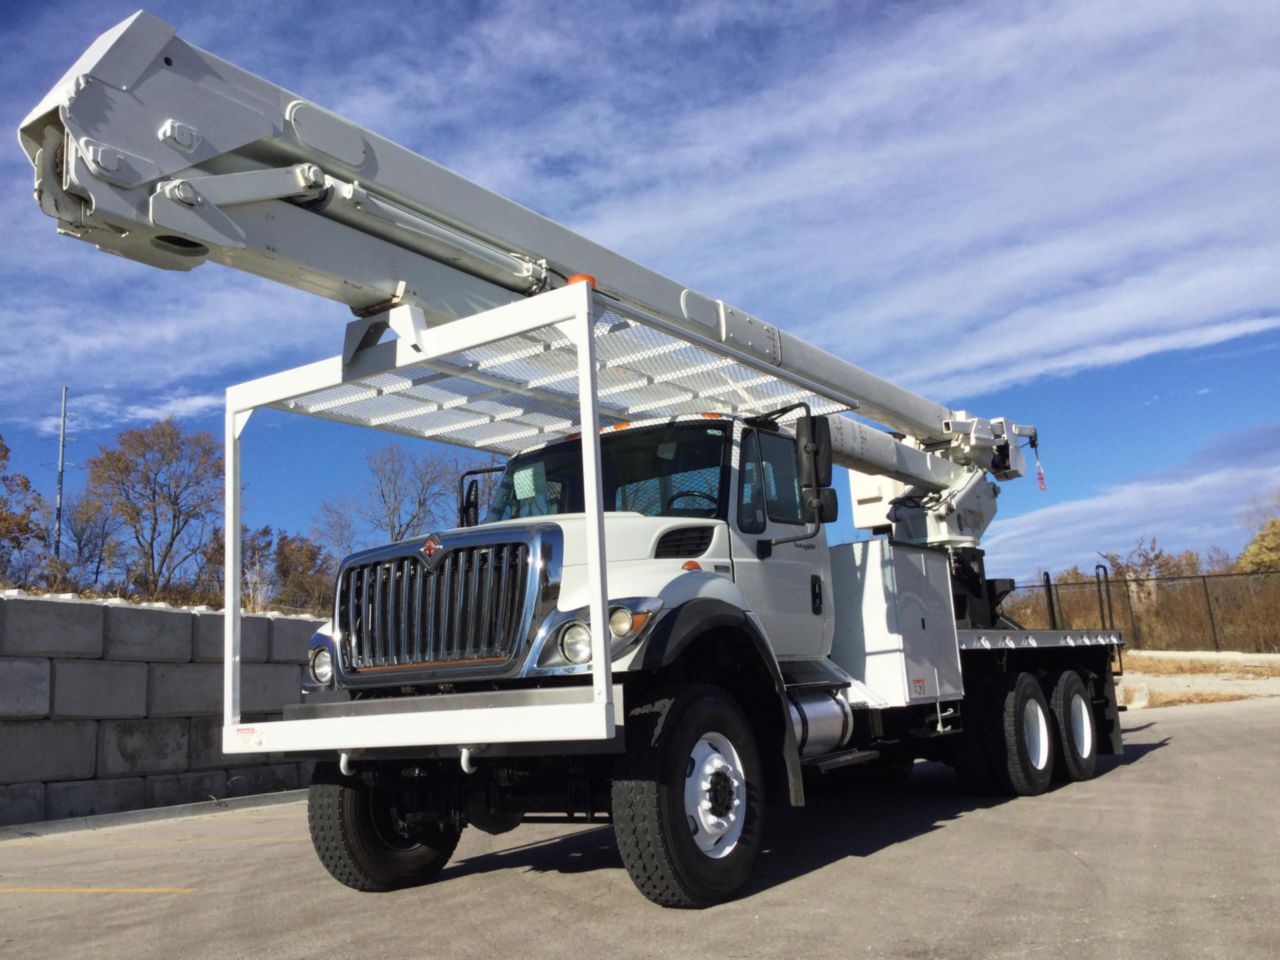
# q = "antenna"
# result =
<box><xmin>53</xmin><ymin>386</ymin><xmax>67</xmax><ymax>561</ymax></box>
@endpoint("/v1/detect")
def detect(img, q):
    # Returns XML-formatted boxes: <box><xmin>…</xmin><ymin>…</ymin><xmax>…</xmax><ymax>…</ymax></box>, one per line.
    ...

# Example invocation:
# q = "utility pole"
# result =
<box><xmin>53</xmin><ymin>385</ymin><xmax>67</xmax><ymax>560</ymax></box>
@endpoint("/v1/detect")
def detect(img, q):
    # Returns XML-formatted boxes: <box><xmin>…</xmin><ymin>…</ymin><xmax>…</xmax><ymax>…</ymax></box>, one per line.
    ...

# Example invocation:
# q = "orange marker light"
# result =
<box><xmin>681</xmin><ymin>560</ymin><xmax>702</xmax><ymax>572</ymax></box>
<box><xmin>566</xmin><ymin>274</ymin><xmax>597</xmax><ymax>288</ymax></box>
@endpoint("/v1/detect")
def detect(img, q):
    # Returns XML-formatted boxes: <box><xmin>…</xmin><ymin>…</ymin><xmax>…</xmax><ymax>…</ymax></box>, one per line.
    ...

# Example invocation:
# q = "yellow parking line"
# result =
<box><xmin>5</xmin><ymin>837</ymin><xmax>308</xmax><ymax>846</ymax></box>
<box><xmin>0</xmin><ymin>887</ymin><xmax>195</xmax><ymax>895</ymax></box>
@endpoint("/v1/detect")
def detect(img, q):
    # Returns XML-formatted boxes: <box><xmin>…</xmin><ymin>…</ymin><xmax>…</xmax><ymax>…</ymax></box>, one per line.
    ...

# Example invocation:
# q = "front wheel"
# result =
<box><xmin>612</xmin><ymin>684</ymin><xmax>765</xmax><ymax>908</ymax></box>
<box><xmin>307</xmin><ymin>764</ymin><xmax>461</xmax><ymax>892</ymax></box>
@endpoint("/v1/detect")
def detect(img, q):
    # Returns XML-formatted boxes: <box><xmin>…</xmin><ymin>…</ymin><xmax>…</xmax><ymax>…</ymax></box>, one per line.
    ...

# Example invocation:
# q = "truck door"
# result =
<box><xmin>729</xmin><ymin>426</ymin><xmax>831</xmax><ymax>658</ymax></box>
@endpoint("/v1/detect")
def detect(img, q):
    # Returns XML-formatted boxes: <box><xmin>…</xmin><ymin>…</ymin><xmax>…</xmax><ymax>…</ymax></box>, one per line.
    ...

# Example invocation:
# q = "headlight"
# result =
<box><xmin>537</xmin><ymin>599</ymin><xmax>663</xmax><ymax>670</ymax></box>
<box><xmin>608</xmin><ymin>607</ymin><xmax>634</xmax><ymax>638</ymax></box>
<box><xmin>310</xmin><ymin>648</ymin><xmax>334</xmax><ymax>685</ymax></box>
<box><xmin>559</xmin><ymin>621</ymin><xmax>593</xmax><ymax>664</ymax></box>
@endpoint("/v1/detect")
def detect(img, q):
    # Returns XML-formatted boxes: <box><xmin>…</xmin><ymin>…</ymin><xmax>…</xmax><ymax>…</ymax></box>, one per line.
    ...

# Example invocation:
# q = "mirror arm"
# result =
<box><xmin>456</xmin><ymin>464</ymin><xmax>506</xmax><ymax>527</ymax></box>
<box><xmin>762</xmin><ymin>521</ymin><xmax>821</xmax><ymax>557</ymax></box>
<box><xmin>759</xmin><ymin>416</ymin><xmax>832</xmax><ymax>559</ymax></box>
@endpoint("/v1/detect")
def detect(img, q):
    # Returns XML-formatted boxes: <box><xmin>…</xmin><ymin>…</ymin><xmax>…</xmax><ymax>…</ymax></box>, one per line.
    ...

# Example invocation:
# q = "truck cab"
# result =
<box><xmin>307</xmin><ymin>413</ymin><xmax>833</xmax><ymax>698</ymax></box>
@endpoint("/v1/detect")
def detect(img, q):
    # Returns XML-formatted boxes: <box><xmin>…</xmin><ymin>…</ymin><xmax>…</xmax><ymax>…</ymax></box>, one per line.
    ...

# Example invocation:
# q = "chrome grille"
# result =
<box><xmin>339</xmin><ymin>543</ymin><xmax>531</xmax><ymax>670</ymax></box>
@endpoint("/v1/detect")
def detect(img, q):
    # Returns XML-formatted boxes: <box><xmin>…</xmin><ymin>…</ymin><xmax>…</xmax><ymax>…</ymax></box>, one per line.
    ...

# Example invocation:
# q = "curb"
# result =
<box><xmin>0</xmin><ymin>788</ymin><xmax>306</xmax><ymax>841</ymax></box>
<box><xmin>1126</xmin><ymin>650</ymin><xmax>1280</xmax><ymax>666</ymax></box>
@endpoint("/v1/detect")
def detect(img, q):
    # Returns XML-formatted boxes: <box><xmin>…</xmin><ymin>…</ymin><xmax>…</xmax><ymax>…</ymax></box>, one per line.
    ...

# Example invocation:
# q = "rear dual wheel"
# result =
<box><xmin>958</xmin><ymin>670</ymin><xmax>1097</xmax><ymax>796</ymax></box>
<box><xmin>1049</xmin><ymin>670</ymin><xmax>1098</xmax><ymax>782</ymax></box>
<box><xmin>1001</xmin><ymin>672</ymin><xmax>1055</xmax><ymax>795</ymax></box>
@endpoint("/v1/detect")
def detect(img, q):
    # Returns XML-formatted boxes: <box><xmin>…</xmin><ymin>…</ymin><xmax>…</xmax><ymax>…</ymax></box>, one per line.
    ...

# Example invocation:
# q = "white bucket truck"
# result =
<box><xmin>19</xmin><ymin>12</ymin><xmax>1122</xmax><ymax>906</ymax></box>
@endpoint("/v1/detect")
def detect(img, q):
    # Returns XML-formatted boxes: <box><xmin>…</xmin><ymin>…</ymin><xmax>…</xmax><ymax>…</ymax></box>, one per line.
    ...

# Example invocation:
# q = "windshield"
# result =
<box><xmin>485</xmin><ymin>422</ymin><xmax>730</xmax><ymax>523</ymax></box>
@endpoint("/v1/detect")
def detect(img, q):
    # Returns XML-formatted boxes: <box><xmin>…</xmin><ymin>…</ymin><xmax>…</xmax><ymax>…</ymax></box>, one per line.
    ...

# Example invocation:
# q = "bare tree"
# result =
<box><xmin>315</xmin><ymin>448</ymin><xmax>505</xmax><ymax>560</ymax></box>
<box><xmin>314</xmin><ymin>493</ymin><xmax>360</xmax><ymax>559</ymax></box>
<box><xmin>197</xmin><ymin>524</ymin><xmax>278</xmax><ymax>610</ymax></box>
<box><xmin>1238</xmin><ymin>490</ymin><xmax>1280</xmax><ymax>573</ymax></box>
<box><xmin>355</xmin><ymin>443</ymin><xmax>454</xmax><ymax>543</ymax></box>
<box><xmin>64</xmin><ymin>492</ymin><xmax>122</xmax><ymax>586</ymax></box>
<box><xmin>241</xmin><ymin>525</ymin><xmax>275</xmax><ymax>611</ymax></box>
<box><xmin>86</xmin><ymin>419</ymin><xmax>222</xmax><ymax>597</ymax></box>
<box><xmin>1241</xmin><ymin>488</ymin><xmax>1280</xmax><ymax>537</ymax></box>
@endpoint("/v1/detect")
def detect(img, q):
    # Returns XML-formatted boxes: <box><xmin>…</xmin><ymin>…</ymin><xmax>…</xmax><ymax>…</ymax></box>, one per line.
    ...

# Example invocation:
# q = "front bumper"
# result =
<box><xmin>225</xmin><ymin>683</ymin><xmax>623</xmax><ymax>757</ymax></box>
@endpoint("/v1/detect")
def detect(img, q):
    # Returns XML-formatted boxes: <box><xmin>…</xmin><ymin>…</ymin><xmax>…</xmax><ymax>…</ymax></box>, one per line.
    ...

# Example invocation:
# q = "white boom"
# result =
<box><xmin>17</xmin><ymin>11</ymin><xmax>1035</xmax><ymax>547</ymax></box>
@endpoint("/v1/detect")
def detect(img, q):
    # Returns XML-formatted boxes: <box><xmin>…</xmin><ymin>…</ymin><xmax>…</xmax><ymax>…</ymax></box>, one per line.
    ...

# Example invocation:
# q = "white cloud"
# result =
<box><xmin>27</xmin><ymin>390</ymin><xmax>224</xmax><ymax>437</ymax></box>
<box><xmin>1</xmin><ymin>0</ymin><xmax>1278</xmax><ymax>429</ymax></box>
<box><xmin>982</xmin><ymin>423</ymin><xmax>1280</xmax><ymax>580</ymax></box>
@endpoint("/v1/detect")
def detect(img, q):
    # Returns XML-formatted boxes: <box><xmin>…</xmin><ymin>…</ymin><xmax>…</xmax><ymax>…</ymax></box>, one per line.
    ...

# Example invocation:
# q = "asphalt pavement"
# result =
<box><xmin>2</xmin><ymin>698</ymin><xmax>1277</xmax><ymax>960</ymax></box>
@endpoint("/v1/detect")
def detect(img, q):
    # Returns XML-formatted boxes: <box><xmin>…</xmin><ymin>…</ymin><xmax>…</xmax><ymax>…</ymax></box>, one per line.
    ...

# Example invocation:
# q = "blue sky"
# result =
<box><xmin>1</xmin><ymin>0</ymin><xmax>1277</xmax><ymax>580</ymax></box>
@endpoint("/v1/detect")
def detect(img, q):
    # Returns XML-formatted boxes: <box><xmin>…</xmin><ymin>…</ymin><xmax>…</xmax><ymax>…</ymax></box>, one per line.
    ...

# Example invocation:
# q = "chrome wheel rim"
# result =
<box><xmin>1070</xmin><ymin>692</ymin><xmax>1094</xmax><ymax>758</ymax></box>
<box><xmin>684</xmin><ymin>731</ymin><xmax>746</xmax><ymax>859</ymax></box>
<box><xmin>1022</xmin><ymin>699</ymin><xmax>1050</xmax><ymax>771</ymax></box>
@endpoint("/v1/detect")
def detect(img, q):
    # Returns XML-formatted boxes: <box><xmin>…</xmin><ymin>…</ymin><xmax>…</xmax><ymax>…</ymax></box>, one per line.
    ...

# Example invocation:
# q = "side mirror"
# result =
<box><xmin>805</xmin><ymin>486</ymin><xmax>839</xmax><ymax>524</ymax></box>
<box><xmin>795</xmin><ymin>415</ymin><xmax>832</xmax><ymax>489</ymax></box>
<box><xmin>461</xmin><ymin>478</ymin><xmax>480</xmax><ymax>527</ymax></box>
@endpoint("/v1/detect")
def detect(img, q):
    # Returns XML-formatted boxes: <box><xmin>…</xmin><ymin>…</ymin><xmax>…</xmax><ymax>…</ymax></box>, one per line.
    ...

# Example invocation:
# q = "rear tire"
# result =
<box><xmin>998</xmin><ymin>672</ymin><xmax>1055</xmax><ymax>796</ymax></box>
<box><xmin>1050</xmin><ymin>671</ymin><xmax>1098</xmax><ymax>782</ymax></box>
<box><xmin>307</xmin><ymin>764</ymin><xmax>460</xmax><ymax>891</ymax></box>
<box><xmin>612</xmin><ymin>684</ymin><xmax>764</xmax><ymax>908</ymax></box>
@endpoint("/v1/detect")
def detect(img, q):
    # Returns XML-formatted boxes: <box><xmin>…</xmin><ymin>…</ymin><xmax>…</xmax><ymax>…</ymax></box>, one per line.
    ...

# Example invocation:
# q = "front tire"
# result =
<box><xmin>307</xmin><ymin>764</ymin><xmax>461</xmax><ymax>892</ymax></box>
<box><xmin>1050</xmin><ymin>671</ymin><xmax>1098</xmax><ymax>782</ymax></box>
<box><xmin>612</xmin><ymin>684</ymin><xmax>764</xmax><ymax>908</ymax></box>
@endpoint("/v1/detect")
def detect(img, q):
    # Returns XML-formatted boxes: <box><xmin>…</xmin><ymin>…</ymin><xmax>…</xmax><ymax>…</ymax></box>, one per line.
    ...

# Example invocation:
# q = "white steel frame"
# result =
<box><xmin>222</xmin><ymin>282</ymin><xmax>615</xmax><ymax>755</ymax></box>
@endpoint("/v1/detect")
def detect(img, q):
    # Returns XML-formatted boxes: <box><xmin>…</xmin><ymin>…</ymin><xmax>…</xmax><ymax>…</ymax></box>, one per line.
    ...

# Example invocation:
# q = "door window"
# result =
<box><xmin>737</xmin><ymin>431</ymin><xmax>767</xmax><ymax>534</ymax></box>
<box><xmin>758</xmin><ymin>431</ymin><xmax>803</xmax><ymax>525</ymax></box>
<box><xmin>738</xmin><ymin>429</ymin><xmax>804</xmax><ymax>530</ymax></box>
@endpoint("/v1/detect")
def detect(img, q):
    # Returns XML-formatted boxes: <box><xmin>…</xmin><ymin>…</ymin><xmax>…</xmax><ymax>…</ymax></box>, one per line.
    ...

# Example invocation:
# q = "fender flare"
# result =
<box><xmin>637</xmin><ymin>598</ymin><xmax>805</xmax><ymax>806</ymax></box>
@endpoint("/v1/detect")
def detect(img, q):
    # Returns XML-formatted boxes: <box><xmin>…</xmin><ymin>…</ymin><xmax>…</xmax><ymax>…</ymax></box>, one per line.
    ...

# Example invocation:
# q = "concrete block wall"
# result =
<box><xmin>0</xmin><ymin>593</ymin><xmax>331</xmax><ymax>827</ymax></box>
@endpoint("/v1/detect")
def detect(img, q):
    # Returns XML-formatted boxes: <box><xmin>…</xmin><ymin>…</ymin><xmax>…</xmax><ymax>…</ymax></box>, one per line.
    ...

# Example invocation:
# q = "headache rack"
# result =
<box><xmin>222</xmin><ymin>282</ymin><xmax>855</xmax><ymax>756</ymax></box>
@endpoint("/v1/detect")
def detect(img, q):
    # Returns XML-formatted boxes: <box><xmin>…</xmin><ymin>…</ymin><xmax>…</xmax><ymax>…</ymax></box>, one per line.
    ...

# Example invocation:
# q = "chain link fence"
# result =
<box><xmin>1002</xmin><ymin>569</ymin><xmax>1280</xmax><ymax>653</ymax></box>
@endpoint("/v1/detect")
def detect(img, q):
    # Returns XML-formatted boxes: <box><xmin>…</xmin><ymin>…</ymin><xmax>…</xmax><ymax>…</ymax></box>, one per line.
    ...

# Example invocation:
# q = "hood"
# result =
<box><xmin>343</xmin><ymin>512</ymin><xmax>726</xmax><ymax>569</ymax></box>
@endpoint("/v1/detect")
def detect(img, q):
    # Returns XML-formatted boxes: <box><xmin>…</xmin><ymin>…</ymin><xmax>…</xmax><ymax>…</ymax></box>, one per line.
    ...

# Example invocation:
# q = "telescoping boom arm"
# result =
<box><xmin>17</xmin><ymin>11</ymin><xmax>1035</xmax><ymax>543</ymax></box>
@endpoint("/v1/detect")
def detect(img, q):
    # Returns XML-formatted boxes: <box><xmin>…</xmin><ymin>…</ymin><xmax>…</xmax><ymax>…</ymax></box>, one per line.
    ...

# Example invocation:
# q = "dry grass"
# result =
<box><xmin>1146</xmin><ymin>691</ymin><xmax>1253</xmax><ymax>708</ymax></box>
<box><xmin>1117</xmin><ymin>686</ymin><xmax>1254</xmax><ymax>708</ymax></box>
<box><xmin>1122</xmin><ymin>652</ymin><xmax>1280</xmax><ymax>678</ymax></box>
<box><xmin>1003</xmin><ymin>572</ymin><xmax>1280</xmax><ymax>654</ymax></box>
